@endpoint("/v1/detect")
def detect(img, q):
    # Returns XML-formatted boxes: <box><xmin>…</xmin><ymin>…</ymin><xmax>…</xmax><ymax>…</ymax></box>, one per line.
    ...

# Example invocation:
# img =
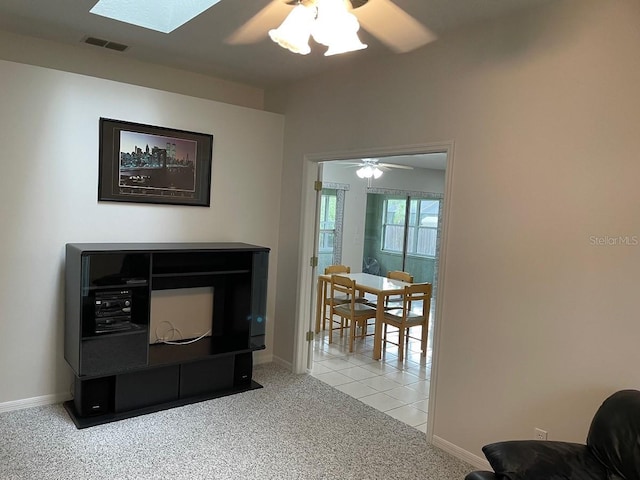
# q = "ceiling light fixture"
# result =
<box><xmin>356</xmin><ymin>165</ymin><xmax>383</xmax><ymax>179</ymax></box>
<box><xmin>269</xmin><ymin>0</ymin><xmax>367</xmax><ymax>56</ymax></box>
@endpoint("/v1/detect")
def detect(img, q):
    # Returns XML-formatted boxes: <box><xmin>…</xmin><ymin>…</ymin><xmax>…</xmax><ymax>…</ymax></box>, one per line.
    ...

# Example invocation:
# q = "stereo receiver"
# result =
<box><xmin>94</xmin><ymin>290</ymin><xmax>133</xmax><ymax>333</ymax></box>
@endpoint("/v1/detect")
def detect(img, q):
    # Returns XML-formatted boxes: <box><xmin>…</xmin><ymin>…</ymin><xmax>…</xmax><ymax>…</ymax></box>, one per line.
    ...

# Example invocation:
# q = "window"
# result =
<box><xmin>319</xmin><ymin>190</ymin><xmax>337</xmax><ymax>253</ymax></box>
<box><xmin>382</xmin><ymin>198</ymin><xmax>439</xmax><ymax>258</ymax></box>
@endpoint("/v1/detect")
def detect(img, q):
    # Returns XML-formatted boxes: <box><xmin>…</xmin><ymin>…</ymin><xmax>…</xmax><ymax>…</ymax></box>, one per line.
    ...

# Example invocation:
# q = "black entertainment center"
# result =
<box><xmin>63</xmin><ymin>242</ymin><xmax>269</xmax><ymax>428</ymax></box>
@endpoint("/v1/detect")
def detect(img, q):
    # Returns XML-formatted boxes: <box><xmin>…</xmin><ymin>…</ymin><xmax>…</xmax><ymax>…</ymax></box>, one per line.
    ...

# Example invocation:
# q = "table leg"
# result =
<box><xmin>373</xmin><ymin>292</ymin><xmax>385</xmax><ymax>360</ymax></box>
<box><xmin>315</xmin><ymin>277</ymin><xmax>324</xmax><ymax>334</ymax></box>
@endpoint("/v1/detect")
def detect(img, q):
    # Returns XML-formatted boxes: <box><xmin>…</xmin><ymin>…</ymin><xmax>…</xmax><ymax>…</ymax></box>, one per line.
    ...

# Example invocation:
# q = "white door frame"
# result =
<box><xmin>292</xmin><ymin>141</ymin><xmax>456</xmax><ymax>442</ymax></box>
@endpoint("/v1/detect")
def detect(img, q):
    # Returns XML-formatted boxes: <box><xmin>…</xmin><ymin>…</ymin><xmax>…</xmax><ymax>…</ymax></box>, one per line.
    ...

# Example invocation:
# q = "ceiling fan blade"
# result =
<box><xmin>378</xmin><ymin>163</ymin><xmax>413</xmax><ymax>170</ymax></box>
<box><xmin>225</xmin><ymin>0</ymin><xmax>290</xmax><ymax>45</ymax></box>
<box><xmin>355</xmin><ymin>0</ymin><xmax>437</xmax><ymax>53</ymax></box>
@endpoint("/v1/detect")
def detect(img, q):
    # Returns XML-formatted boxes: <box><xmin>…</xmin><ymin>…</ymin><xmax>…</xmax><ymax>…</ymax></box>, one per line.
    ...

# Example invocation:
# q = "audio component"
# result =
<box><xmin>94</xmin><ymin>289</ymin><xmax>133</xmax><ymax>333</ymax></box>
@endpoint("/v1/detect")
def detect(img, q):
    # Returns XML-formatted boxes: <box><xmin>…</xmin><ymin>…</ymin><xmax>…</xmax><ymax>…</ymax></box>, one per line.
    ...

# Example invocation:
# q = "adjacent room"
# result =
<box><xmin>1</xmin><ymin>0</ymin><xmax>639</xmax><ymax>478</ymax></box>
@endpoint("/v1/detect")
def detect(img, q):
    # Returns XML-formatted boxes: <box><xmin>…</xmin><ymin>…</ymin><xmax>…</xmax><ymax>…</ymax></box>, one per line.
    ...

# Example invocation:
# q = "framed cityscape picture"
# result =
<box><xmin>98</xmin><ymin>118</ymin><xmax>213</xmax><ymax>206</ymax></box>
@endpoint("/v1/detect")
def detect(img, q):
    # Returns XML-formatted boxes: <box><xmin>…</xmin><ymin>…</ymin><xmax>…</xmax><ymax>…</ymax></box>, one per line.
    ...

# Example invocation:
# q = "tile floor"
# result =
<box><xmin>310</xmin><ymin>321</ymin><xmax>432</xmax><ymax>432</ymax></box>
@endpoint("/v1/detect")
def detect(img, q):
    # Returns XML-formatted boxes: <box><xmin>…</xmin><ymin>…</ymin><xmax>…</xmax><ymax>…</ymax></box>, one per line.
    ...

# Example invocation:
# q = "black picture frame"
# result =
<box><xmin>98</xmin><ymin>118</ymin><xmax>213</xmax><ymax>207</ymax></box>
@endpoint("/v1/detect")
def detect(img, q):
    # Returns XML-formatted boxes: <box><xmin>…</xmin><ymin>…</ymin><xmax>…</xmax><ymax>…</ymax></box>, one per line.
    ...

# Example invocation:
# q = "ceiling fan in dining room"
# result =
<box><xmin>341</xmin><ymin>158</ymin><xmax>413</xmax><ymax>179</ymax></box>
<box><xmin>225</xmin><ymin>0</ymin><xmax>438</xmax><ymax>55</ymax></box>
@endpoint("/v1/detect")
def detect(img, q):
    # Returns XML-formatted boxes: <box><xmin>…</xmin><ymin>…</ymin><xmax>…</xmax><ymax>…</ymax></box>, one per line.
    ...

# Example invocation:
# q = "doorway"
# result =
<box><xmin>293</xmin><ymin>143</ymin><xmax>454</xmax><ymax>440</ymax></box>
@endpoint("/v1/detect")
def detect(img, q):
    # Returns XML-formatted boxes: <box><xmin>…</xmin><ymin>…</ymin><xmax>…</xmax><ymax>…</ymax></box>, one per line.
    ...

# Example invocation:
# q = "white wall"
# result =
<box><xmin>267</xmin><ymin>0</ymin><xmax>640</xmax><ymax>461</ymax></box>
<box><xmin>0</xmin><ymin>30</ymin><xmax>264</xmax><ymax>110</ymax></box>
<box><xmin>0</xmin><ymin>59</ymin><xmax>283</xmax><ymax>405</ymax></box>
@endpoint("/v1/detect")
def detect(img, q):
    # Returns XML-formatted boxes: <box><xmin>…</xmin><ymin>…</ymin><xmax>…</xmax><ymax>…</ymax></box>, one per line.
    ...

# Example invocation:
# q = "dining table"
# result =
<box><xmin>315</xmin><ymin>272</ymin><xmax>413</xmax><ymax>360</ymax></box>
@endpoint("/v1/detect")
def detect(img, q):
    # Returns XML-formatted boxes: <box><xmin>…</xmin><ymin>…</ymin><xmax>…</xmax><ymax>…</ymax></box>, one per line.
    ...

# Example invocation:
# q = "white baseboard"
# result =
<box><xmin>271</xmin><ymin>355</ymin><xmax>293</xmax><ymax>371</ymax></box>
<box><xmin>253</xmin><ymin>350</ymin><xmax>273</xmax><ymax>365</ymax></box>
<box><xmin>432</xmin><ymin>435</ymin><xmax>491</xmax><ymax>471</ymax></box>
<box><xmin>0</xmin><ymin>392</ymin><xmax>71</xmax><ymax>414</ymax></box>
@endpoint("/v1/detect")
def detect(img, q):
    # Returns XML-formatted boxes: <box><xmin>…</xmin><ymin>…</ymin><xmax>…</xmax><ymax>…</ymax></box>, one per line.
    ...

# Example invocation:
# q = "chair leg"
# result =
<box><xmin>322</xmin><ymin>299</ymin><xmax>327</xmax><ymax>331</ymax></box>
<box><xmin>360</xmin><ymin>318</ymin><xmax>367</xmax><ymax>338</ymax></box>
<box><xmin>421</xmin><ymin>321</ymin><xmax>428</xmax><ymax>357</ymax></box>
<box><xmin>328</xmin><ymin>313</ymin><xmax>333</xmax><ymax>344</ymax></box>
<box><xmin>398</xmin><ymin>326</ymin><xmax>405</xmax><ymax>362</ymax></box>
<box><xmin>349</xmin><ymin>319</ymin><xmax>356</xmax><ymax>352</ymax></box>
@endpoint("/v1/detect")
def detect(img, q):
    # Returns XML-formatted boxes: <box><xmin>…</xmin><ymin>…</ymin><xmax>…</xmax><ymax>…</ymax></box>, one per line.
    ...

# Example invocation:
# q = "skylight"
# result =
<box><xmin>90</xmin><ymin>0</ymin><xmax>222</xmax><ymax>34</ymax></box>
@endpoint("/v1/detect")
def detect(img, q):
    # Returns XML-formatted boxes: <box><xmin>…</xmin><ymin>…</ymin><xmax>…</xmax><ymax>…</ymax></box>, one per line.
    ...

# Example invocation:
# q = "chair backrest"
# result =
<box><xmin>330</xmin><ymin>274</ymin><xmax>357</xmax><ymax>309</ymax></box>
<box><xmin>587</xmin><ymin>389</ymin><xmax>640</xmax><ymax>480</ymax></box>
<box><xmin>325</xmin><ymin>264</ymin><xmax>351</xmax><ymax>275</ymax></box>
<box><xmin>387</xmin><ymin>270</ymin><xmax>414</xmax><ymax>283</ymax></box>
<box><xmin>400</xmin><ymin>282</ymin><xmax>432</xmax><ymax>318</ymax></box>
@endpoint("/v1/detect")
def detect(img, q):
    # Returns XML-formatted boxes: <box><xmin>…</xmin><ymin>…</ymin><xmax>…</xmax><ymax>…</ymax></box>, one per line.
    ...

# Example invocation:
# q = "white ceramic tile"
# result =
<box><xmin>411</xmin><ymin>399</ymin><xmax>429</xmax><ymax>413</ymax></box>
<box><xmin>358</xmin><ymin>375</ymin><xmax>402</xmax><ymax>392</ymax></box>
<box><xmin>385</xmin><ymin>386</ymin><xmax>426</xmax><ymax>403</ymax></box>
<box><xmin>406</xmin><ymin>380</ymin><xmax>430</xmax><ymax>395</ymax></box>
<box><xmin>385</xmin><ymin>405</ymin><xmax>428</xmax><ymax>427</ymax></box>
<box><xmin>360</xmin><ymin>361</ymin><xmax>400</xmax><ymax>375</ymax></box>
<box><xmin>346</xmin><ymin>353</ymin><xmax>375</xmax><ymax>367</ymax></box>
<box><xmin>339</xmin><ymin>366</ymin><xmax>379</xmax><ymax>381</ymax></box>
<box><xmin>316</xmin><ymin>357</ymin><xmax>353</xmax><ymax>371</ymax></box>
<box><xmin>326</xmin><ymin>344</ymin><xmax>349</xmax><ymax>357</ymax></box>
<box><xmin>383</xmin><ymin>370</ymin><xmax>421</xmax><ymax>386</ymax></box>
<box><xmin>335</xmin><ymin>381</ymin><xmax>378</xmax><ymax>399</ymax></box>
<box><xmin>312</xmin><ymin>349</ymin><xmax>336</xmax><ymax>361</ymax></box>
<box><xmin>313</xmin><ymin>321</ymin><xmax>431</xmax><ymax>428</ymax></box>
<box><xmin>359</xmin><ymin>392</ymin><xmax>406</xmax><ymax>411</ymax></box>
<box><xmin>309</xmin><ymin>363</ymin><xmax>333</xmax><ymax>375</ymax></box>
<box><xmin>314</xmin><ymin>371</ymin><xmax>353</xmax><ymax>387</ymax></box>
<box><xmin>403</xmin><ymin>363</ymin><xmax>430</xmax><ymax>380</ymax></box>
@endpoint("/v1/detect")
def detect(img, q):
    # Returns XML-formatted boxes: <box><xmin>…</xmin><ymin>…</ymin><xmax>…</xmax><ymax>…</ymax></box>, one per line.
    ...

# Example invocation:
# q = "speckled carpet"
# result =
<box><xmin>0</xmin><ymin>363</ymin><xmax>472</xmax><ymax>479</ymax></box>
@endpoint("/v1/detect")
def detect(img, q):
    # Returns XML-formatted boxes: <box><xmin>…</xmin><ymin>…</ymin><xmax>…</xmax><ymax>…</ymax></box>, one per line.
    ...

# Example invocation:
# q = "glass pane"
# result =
<box><xmin>417</xmin><ymin>227</ymin><xmax>437</xmax><ymax>256</ymax></box>
<box><xmin>409</xmin><ymin>200</ymin><xmax>419</xmax><ymax>227</ymax></box>
<box><xmin>383</xmin><ymin>225</ymin><xmax>405</xmax><ymax>252</ymax></box>
<box><xmin>319</xmin><ymin>191</ymin><xmax>337</xmax><ymax>254</ymax></box>
<box><xmin>419</xmin><ymin>200</ymin><xmax>439</xmax><ymax>229</ymax></box>
<box><xmin>385</xmin><ymin>199</ymin><xmax>406</xmax><ymax>225</ymax></box>
<box><xmin>406</xmin><ymin>226</ymin><xmax>416</xmax><ymax>253</ymax></box>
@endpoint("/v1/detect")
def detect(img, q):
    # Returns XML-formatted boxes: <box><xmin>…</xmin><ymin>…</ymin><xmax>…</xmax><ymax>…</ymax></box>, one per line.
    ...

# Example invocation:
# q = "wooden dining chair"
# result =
<box><xmin>385</xmin><ymin>270</ymin><xmax>414</xmax><ymax>307</ymax></box>
<box><xmin>329</xmin><ymin>274</ymin><xmax>377</xmax><ymax>352</ymax></box>
<box><xmin>321</xmin><ymin>265</ymin><xmax>351</xmax><ymax>331</ymax></box>
<box><xmin>382</xmin><ymin>282</ymin><xmax>432</xmax><ymax>361</ymax></box>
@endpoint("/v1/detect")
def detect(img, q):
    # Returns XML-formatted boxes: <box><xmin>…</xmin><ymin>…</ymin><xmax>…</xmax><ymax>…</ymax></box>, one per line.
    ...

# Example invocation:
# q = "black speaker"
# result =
<box><xmin>234</xmin><ymin>352</ymin><xmax>253</xmax><ymax>387</ymax></box>
<box><xmin>74</xmin><ymin>376</ymin><xmax>112</xmax><ymax>416</ymax></box>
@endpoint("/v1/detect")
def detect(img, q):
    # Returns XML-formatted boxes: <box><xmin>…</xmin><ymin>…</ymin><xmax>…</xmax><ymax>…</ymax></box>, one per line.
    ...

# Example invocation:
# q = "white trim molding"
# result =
<box><xmin>432</xmin><ymin>435</ymin><xmax>491</xmax><ymax>471</ymax></box>
<box><xmin>0</xmin><ymin>392</ymin><xmax>71</xmax><ymax>414</ymax></box>
<box><xmin>254</xmin><ymin>351</ymin><xmax>274</xmax><ymax>366</ymax></box>
<box><xmin>271</xmin><ymin>354</ymin><xmax>293</xmax><ymax>371</ymax></box>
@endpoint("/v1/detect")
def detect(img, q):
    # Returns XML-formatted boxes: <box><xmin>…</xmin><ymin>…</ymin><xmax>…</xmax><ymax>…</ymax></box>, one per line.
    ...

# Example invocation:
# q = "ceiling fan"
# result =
<box><xmin>342</xmin><ymin>158</ymin><xmax>413</xmax><ymax>179</ymax></box>
<box><xmin>226</xmin><ymin>0</ymin><xmax>437</xmax><ymax>54</ymax></box>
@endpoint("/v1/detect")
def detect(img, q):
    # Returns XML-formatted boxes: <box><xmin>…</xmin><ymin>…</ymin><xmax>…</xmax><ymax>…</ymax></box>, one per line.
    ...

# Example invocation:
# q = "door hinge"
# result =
<box><xmin>306</xmin><ymin>331</ymin><xmax>315</xmax><ymax>342</ymax></box>
<box><xmin>314</xmin><ymin>180</ymin><xmax>323</xmax><ymax>191</ymax></box>
<box><xmin>310</xmin><ymin>256</ymin><xmax>318</xmax><ymax>267</ymax></box>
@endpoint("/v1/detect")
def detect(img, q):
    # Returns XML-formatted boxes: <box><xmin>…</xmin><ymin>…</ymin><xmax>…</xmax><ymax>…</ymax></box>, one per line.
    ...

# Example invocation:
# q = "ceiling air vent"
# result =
<box><xmin>83</xmin><ymin>36</ymin><xmax>129</xmax><ymax>52</ymax></box>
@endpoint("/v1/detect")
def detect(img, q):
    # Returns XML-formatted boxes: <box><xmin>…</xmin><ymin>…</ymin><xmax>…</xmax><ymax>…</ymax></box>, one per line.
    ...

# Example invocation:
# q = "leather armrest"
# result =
<box><xmin>482</xmin><ymin>440</ymin><xmax>607</xmax><ymax>480</ymax></box>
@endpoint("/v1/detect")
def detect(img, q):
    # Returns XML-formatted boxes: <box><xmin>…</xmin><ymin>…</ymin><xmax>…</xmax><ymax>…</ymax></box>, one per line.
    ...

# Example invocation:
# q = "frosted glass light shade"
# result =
<box><xmin>312</xmin><ymin>0</ymin><xmax>367</xmax><ymax>55</ymax></box>
<box><xmin>90</xmin><ymin>0</ymin><xmax>222</xmax><ymax>33</ymax></box>
<box><xmin>324</xmin><ymin>29</ymin><xmax>368</xmax><ymax>56</ymax></box>
<box><xmin>356</xmin><ymin>166</ymin><xmax>383</xmax><ymax>179</ymax></box>
<box><xmin>268</xmin><ymin>4</ymin><xmax>315</xmax><ymax>55</ymax></box>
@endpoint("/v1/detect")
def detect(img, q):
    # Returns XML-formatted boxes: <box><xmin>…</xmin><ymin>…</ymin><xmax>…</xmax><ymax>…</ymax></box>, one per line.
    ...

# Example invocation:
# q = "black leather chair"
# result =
<box><xmin>465</xmin><ymin>389</ymin><xmax>640</xmax><ymax>480</ymax></box>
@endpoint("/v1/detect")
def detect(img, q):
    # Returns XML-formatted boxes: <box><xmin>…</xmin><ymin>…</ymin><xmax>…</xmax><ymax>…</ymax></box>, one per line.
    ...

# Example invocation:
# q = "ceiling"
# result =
<box><xmin>0</xmin><ymin>0</ymin><xmax>553</xmax><ymax>89</ymax></box>
<box><xmin>337</xmin><ymin>153</ymin><xmax>447</xmax><ymax>171</ymax></box>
